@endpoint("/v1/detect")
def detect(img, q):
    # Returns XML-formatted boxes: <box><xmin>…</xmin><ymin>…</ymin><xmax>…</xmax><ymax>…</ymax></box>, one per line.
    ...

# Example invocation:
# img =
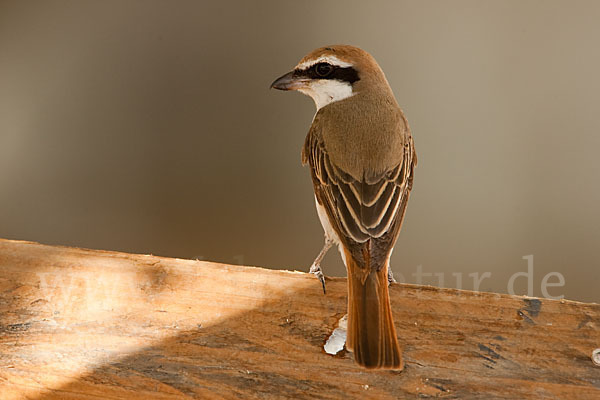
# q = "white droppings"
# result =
<box><xmin>592</xmin><ymin>348</ymin><xmax>600</xmax><ymax>366</ymax></box>
<box><xmin>324</xmin><ymin>315</ymin><xmax>348</xmax><ymax>355</ymax></box>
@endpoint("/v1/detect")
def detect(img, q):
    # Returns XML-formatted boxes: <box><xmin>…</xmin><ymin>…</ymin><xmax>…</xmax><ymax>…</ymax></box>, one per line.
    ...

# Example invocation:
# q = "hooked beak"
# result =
<box><xmin>270</xmin><ymin>70</ymin><xmax>308</xmax><ymax>91</ymax></box>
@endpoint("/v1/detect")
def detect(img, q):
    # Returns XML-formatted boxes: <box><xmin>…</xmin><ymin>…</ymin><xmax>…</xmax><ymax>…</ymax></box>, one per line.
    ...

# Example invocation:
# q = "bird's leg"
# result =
<box><xmin>387</xmin><ymin>266</ymin><xmax>397</xmax><ymax>286</ymax></box>
<box><xmin>310</xmin><ymin>237</ymin><xmax>333</xmax><ymax>294</ymax></box>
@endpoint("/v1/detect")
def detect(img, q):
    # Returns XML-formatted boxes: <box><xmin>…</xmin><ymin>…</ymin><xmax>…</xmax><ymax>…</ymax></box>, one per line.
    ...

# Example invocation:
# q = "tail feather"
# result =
<box><xmin>345</xmin><ymin>249</ymin><xmax>402</xmax><ymax>370</ymax></box>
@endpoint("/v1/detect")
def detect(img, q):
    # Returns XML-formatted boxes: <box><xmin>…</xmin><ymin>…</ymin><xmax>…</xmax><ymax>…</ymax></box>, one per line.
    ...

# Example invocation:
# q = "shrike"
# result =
<box><xmin>271</xmin><ymin>45</ymin><xmax>416</xmax><ymax>370</ymax></box>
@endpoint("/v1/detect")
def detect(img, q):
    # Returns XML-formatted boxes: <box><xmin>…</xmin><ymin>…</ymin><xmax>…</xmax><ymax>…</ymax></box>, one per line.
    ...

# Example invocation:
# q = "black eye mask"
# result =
<box><xmin>294</xmin><ymin>62</ymin><xmax>360</xmax><ymax>85</ymax></box>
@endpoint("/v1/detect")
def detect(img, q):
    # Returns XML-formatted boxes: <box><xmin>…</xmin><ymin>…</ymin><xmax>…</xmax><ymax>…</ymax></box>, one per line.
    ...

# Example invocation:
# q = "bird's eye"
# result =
<box><xmin>315</xmin><ymin>63</ymin><xmax>333</xmax><ymax>77</ymax></box>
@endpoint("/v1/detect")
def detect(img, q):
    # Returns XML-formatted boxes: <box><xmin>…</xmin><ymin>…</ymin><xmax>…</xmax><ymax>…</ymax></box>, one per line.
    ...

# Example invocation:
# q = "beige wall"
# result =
<box><xmin>1</xmin><ymin>1</ymin><xmax>598</xmax><ymax>302</ymax></box>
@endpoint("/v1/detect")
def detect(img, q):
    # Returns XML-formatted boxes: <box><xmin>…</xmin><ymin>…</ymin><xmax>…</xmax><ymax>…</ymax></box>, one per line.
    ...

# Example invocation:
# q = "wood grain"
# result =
<box><xmin>0</xmin><ymin>239</ymin><xmax>598</xmax><ymax>399</ymax></box>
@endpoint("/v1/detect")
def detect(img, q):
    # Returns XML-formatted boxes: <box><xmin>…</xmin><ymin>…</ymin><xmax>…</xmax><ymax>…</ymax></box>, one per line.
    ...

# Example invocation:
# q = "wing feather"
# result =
<box><xmin>303</xmin><ymin>124</ymin><xmax>416</xmax><ymax>270</ymax></box>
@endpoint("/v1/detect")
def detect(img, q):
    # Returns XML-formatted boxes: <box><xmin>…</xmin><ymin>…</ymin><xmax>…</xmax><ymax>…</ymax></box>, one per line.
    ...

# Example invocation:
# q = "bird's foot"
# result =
<box><xmin>309</xmin><ymin>263</ymin><xmax>327</xmax><ymax>294</ymax></box>
<box><xmin>387</xmin><ymin>268</ymin><xmax>396</xmax><ymax>287</ymax></box>
<box><xmin>309</xmin><ymin>238</ymin><xmax>333</xmax><ymax>294</ymax></box>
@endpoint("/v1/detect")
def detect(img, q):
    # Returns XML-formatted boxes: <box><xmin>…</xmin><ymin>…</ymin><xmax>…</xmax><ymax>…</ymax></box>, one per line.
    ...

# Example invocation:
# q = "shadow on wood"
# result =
<box><xmin>0</xmin><ymin>239</ymin><xmax>599</xmax><ymax>399</ymax></box>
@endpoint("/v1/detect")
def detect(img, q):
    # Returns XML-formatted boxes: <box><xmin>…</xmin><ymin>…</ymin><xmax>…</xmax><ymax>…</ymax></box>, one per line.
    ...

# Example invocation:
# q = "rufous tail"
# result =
<box><xmin>345</xmin><ymin>249</ymin><xmax>403</xmax><ymax>370</ymax></box>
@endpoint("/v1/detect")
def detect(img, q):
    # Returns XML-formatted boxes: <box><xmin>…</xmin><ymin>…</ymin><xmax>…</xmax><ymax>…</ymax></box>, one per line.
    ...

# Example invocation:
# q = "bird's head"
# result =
<box><xmin>270</xmin><ymin>45</ymin><xmax>390</xmax><ymax>110</ymax></box>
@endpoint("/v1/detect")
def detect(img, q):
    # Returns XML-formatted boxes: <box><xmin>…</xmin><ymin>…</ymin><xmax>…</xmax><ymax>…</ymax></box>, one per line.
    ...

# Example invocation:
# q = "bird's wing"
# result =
<box><xmin>302</xmin><ymin>123</ymin><xmax>416</xmax><ymax>271</ymax></box>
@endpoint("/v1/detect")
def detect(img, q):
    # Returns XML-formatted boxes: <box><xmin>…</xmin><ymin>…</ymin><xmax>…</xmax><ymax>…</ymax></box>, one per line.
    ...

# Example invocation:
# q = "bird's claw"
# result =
<box><xmin>310</xmin><ymin>263</ymin><xmax>327</xmax><ymax>294</ymax></box>
<box><xmin>387</xmin><ymin>268</ymin><xmax>396</xmax><ymax>286</ymax></box>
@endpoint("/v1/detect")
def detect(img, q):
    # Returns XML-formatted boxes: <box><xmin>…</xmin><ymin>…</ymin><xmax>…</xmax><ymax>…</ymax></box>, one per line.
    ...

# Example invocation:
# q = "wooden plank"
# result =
<box><xmin>0</xmin><ymin>238</ymin><xmax>598</xmax><ymax>399</ymax></box>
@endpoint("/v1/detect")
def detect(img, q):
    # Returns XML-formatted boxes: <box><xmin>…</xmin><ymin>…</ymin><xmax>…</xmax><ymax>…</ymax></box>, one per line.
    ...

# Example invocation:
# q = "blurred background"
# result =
<box><xmin>1</xmin><ymin>1</ymin><xmax>598</xmax><ymax>302</ymax></box>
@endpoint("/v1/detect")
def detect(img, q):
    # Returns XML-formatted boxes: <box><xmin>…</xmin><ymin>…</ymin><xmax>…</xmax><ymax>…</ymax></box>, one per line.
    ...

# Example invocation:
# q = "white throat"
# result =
<box><xmin>298</xmin><ymin>80</ymin><xmax>355</xmax><ymax>110</ymax></box>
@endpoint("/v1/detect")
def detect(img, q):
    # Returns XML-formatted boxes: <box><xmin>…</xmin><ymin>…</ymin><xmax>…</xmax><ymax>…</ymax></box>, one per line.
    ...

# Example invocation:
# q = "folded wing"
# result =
<box><xmin>303</xmin><ymin>124</ymin><xmax>416</xmax><ymax>270</ymax></box>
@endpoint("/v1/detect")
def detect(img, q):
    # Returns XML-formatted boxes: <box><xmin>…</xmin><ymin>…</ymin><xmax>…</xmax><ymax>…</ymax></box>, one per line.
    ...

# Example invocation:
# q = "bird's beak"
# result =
<box><xmin>270</xmin><ymin>70</ymin><xmax>307</xmax><ymax>91</ymax></box>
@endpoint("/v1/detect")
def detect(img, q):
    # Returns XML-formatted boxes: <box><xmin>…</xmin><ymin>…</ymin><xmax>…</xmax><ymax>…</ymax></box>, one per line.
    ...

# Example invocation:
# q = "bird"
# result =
<box><xmin>270</xmin><ymin>45</ymin><xmax>416</xmax><ymax>370</ymax></box>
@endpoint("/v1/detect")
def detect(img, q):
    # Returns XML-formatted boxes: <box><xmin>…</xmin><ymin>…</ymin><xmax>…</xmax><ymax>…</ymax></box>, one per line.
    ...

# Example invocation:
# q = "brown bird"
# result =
<box><xmin>271</xmin><ymin>45</ymin><xmax>416</xmax><ymax>369</ymax></box>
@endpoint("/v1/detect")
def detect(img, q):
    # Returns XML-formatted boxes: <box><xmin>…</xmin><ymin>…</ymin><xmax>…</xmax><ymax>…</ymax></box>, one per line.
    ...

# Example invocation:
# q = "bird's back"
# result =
<box><xmin>314</xmin><ymin>89</ymin><xmax>411</xmax><ymax>184</ymax></box>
